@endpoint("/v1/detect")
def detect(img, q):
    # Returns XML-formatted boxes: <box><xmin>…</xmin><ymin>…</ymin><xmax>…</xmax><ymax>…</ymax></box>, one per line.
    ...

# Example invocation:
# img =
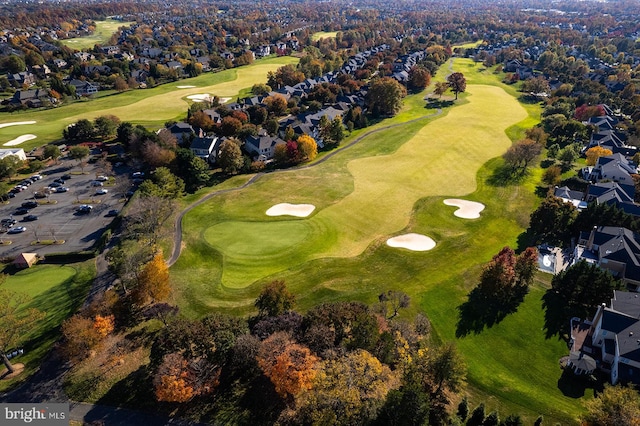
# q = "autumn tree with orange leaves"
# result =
<box><xmin>257</xmin><ymin>332</ymin><xmax>318</xmax><ymax>402</ymax></box>
<box><xmin>154</xmin><ymin>352</ymin><xmax>220</xmax><ymax>403</ymax></box>
<box><xmin>585</xmin><ymin>146</ymin><xmax>613</xmax><ymax>166</ymax></box>
<box><xmin>133</xmin><ymin>252</ymin><xmax>171</xmax><ymax>305</ymax></box>
<box><xmin>93</xmin><ymin>314</ymin><xmax>115</xmax><ymax>338</ymax></box>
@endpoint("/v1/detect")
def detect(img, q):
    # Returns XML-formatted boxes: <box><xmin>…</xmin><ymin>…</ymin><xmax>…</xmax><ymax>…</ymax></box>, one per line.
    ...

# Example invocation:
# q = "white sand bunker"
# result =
<box><xmin>176</xmin><ymin>85</ymin><xmax>196</xmax><ymax>88</ymax></box>
<box><xmin>4</xmin><ymin>134</ymin><xmax>36</xmax><ymax>146</ymax></box>
<box><xmin>443</xmin><ymin>199</ymin><xmax>485</xmax><ymax>219</ymax></box>
<box><xmin>220</xmin><ymin>97</ymin><xmax>232</xmax><ymax>104</ymax></box>
<box><xmin>0</xmin><ymin>121</ymin><xmax>36</xmax><ymax>129</ymax></box>
<box><xmin>186</xmin><ymin>93</ymin><xmax>214</xmax><ymax>102</ymax></box>
<box><xmin>387</xmin><ymin>233</ymin><xmax>436</xmax><ymax>251</ymax></box>
<box><xmin>266</xmin><ymin>203</ymin><xmax>316</xmax><ymax>218</ymax></box>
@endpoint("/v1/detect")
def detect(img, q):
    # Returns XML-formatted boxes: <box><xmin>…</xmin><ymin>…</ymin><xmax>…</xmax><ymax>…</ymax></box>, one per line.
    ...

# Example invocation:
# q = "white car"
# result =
<box><xmin>7</xmin><ymin>226</ymin><xmax>26</xmax><ymax>234</ymax></box>
<box><xmin>96</xmin><ymin>175</ymin><xmax>109</xmax><ymax>182</ymax></box>
<box><xmin>95</xmin><ymin>188</ymin><xmax>108</xmax><ymax>195</ymax></box>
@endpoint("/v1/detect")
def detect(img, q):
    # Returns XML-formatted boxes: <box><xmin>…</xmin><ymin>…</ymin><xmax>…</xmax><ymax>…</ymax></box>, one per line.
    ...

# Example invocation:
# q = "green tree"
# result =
<box><xmin>543</xmin><ymin>261</ymin><xmax>622</xmax><ymax>337</ymax></box>
<box><xmin>217</xmin><ymin>139</ymin><xmax>244</xmax><ymax>175</ymax></box>
<box><xmin>255</xmin><ymin>280</ymin><xmax>295</xmax><ymax>317</ymax></box>
<box><xmin>43</xmin><ymin>144</ymin><xmax>61</xmax><ymax>162</ymax></box>
<box><xmin>582</xmin><ymin>384</ymin><xmax>640</xmax><ymax>426</ymax></box>
<box><xmin>366</xmin><ymin>77</ymin><xmax>407</xmax><ymax>116</ymax></box>
<box><xmin>447</xmin><ymin>72</ymin><xmax>466</xmax><ymax>99</ymax></box>
<box><xmin>528</xmin><ymin>194</ymin><xmax>578</xmax><ymax>245</ymax></box>
<box><xmin>64</xmin><ymin>119</ymin><xmax>95</xmax><ymax>141</ymax></box>
<box><xmin>251</xmin><ymin>83</ymin><xmax>272</xmax><ymax>96</ymax></box>
<box><xmin>5</xmin><ymin>55</ymin><xmax>26</xmax><ymax>74</ymax></box>
<box><xmin>0</xmin><ymin>155</ymin><xmax>23</xmax><ymax>179</ymax></box>
<box><xmin>0</xmin><ymin>287</ymin><xmax>46</xmax><ymax>374</ymax></box>
<box><xmin>173</xmin><ymin>148</ymin><xmax>210</xmax><ymax>192</ymax></box>
<box><xmin>139</xmin><ymin>167</ymin><xmax>185</xmax><ymax>199</ymax></box>
<box><xmin>94</xmin><ymin>115</ymin><xmax>120</xmax><ymax>139</ymax></box>
<box><xmin>68</xmin><ymin>145</ymin><xmax>90</xmax><ymax>164</ymax></box>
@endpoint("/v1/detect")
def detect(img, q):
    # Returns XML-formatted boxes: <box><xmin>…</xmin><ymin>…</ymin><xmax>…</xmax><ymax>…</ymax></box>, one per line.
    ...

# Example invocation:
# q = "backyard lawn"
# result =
<box><xmin>170</xmin><ymin>58</ymin><xmax>584</xmax><ymax>423</ymax></box>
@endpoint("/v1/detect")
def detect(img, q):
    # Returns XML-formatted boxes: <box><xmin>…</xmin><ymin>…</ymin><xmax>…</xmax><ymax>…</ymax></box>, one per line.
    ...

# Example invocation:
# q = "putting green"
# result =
<box><xmin>194</xmin><ymin>84</ymin><xmax>527</xmax><ymax>288</ymax></box>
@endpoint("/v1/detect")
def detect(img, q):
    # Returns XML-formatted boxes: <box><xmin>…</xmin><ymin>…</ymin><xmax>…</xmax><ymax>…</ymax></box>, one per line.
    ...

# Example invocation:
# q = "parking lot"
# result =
<box><xmin>0</xmin><ymin>157</ymin><xmax>129</xmax><ymax>259</ymax></box>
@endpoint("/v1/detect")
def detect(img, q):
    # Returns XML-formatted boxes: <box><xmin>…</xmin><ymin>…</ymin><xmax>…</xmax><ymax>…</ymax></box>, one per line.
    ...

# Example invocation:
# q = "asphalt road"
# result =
<box><xmin>0</xmin><ymin>157</ymin><xmax>127</xmax><ymax>259</ymax></box>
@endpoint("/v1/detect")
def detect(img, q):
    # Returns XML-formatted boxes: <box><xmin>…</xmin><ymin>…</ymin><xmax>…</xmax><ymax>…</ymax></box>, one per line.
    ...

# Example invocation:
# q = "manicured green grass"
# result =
<box><xmin>60</xmin><ymin>20</ymin><xmax>135</xmax><ymax>50</ymax></box>
<box><xmin>170</xmin><ymin>58</ymin><xmax>585</xmax><ymax>423</ymax></box>
<box><xmin>0</xmin><ymin>56</ymin><xmax>299</xmax><ymax>148</ymax></box>
<box><xmin>0</xmin><ymin>261</ymin><xmax>95</xmax><ymax>391</ymax></box>
<box><xmin>311</xmin><ymin>31</ymin><xmax>338</xmax><ymax>41</ymax></box>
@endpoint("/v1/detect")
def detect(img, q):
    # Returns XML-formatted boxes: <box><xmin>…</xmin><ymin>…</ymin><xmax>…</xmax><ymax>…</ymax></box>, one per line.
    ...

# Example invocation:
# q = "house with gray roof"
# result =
<box><xmin>244</xmin><ymin>134</ymin><xmax>286</xmax><ymax>161</ymax></box>
<box><xmin>574</xmin><ymin>226</ymin><xmax>640</xmax><ymax>291</ymax></box>
<box><xmin>584</xmin><ymin>290</ymin><xmax>640</xmax><ymax>384</ymax></box>
<box><xmin>190</xmin><ymin>136</ymin><xmax>219</xmax><ymax>163</ymax></box>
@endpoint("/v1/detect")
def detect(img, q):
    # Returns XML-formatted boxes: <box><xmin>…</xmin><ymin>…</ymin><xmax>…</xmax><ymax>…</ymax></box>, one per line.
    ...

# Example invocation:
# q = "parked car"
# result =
<box><xmin>7</xmin><ymin>226</ymin><xmax>26</xmax><ymax>234</ymax></box>
<box><xmin>55</xmin><ymin>187</ymin><xmax>69</xmax><ymax>193</ymax></box>
<box><xmin>76</xmin><ymin>205</ymin><xmax>93</xmax><ymax>214</ymax></box>
<box><xmin>48</xmin><ymin>182</ymin><xmax>62</xmax><ymax>188</ymax></box>
<box><xmin>95</xmin><ymin>188</ymin><xmax>108</xmax><ymax>195</ymax></box>
<box><xmin>61</xmin><ymin>174</ymin><xmax>72</xmax><ymax>180</ymax></box>
<box><xmin>21</xmin><ymin>201</ymin><xmax>38</xmax><ymax>209</ymax></box>
<box><xmin>96</xmin><ymin>175</ymin><xmax>108</xmax><ymax>181</ymax></box>
<box><xmin>14</xmin><ymin>207</ymin><xmax>29</xmax><ymax>215</ymax></box>
<box><xmin>53</xmin><ymin>178</ymin><xmax>66</xmax><ymax>184</ymax></box>
<box><xmin>106</xmin><ymin>209</ymin><xmax>119</xmax><ymax>217</ymax></box>
<box><xmin>90</xmin><ymin>181</ymin><xmax>103</xmax><ymax>187</ymax></box>
<box><xmin>132</xmin><ymin>171</ymin><xmax>144</xmax><ymax>178</ymax></box>
<box><xmin>31</xmin><ymin>174</ymin><xmax>43</xmax><ymax>180</ymax></box>
<box><xmin>23</xmin><ymin>215</ymin><xmax>38</xmax><ymax>221</ymax></box>
<box><xmin>1</xmin><ymin>218</ymin><xmax>16</xmax><ymax>226</ymax></box>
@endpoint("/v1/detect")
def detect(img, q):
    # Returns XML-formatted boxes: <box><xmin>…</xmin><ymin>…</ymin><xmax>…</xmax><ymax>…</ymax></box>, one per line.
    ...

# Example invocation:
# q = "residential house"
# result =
<box><xmin>68</xmin><ymin>79</ymin><xmax>99</xmax><ymax>96</ymax></box>
<box><xmin>190</xmin><ymin>136</ymin><xmax>219</xmax><ymax>163</ymax></box>
<box><xmin>9</xmin><ymin>89</ymin><xmax>49</xmax><ymax>108</ymax></box>
<box><xmin>7</xmin><ymin>71</ymin><xmax>35</xmax><ymax>87</ymax></box>
<box><xmin>582</xmin><ymin>153</ymin><xmax>637</xmax><ymax>184</ymax></box>
<box><xmin>167</xmin><ymin>122</ymin><xmax>196</xmax><ymax>145</ymax></box>
<box><xmin>245</xmin><ymin>133</ymin><xmax>286</xmax><ymax>161</ymax></box>
<box><xmin>584</xmin><ymin>291</ymin><xmax>640</xmax><ymax>385</ymax></box>
<box><xmin>573</xmin><ymin>226</ymin><xmax>640</xmax><ymax>291</ymax></box>
<box><xmin>554</xmin><ymin>186</ymin><xmax>587</xmax><ymax>209</ymax></box>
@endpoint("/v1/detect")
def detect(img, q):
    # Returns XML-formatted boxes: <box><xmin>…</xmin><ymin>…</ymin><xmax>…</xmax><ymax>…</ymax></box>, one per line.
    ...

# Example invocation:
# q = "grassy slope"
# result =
<box><xmin>311</xmin><ymin>31</ymin><xmax>338</xmax><ymax>41</ymax></box>
<box><xmin>60</xmin><ymin>20</ymin><xmax>135</xmax><ymax>50</ymax></box>
<box><xmin>0</xmin><ymin>56</ymin><xmax>299</xmax><ymax>148</ymax></box>
<box><xmin>0</xmin><ymin>261</ymin><xmax>95</xmax><ymax>391</ymax></box>
<box><xmin>170</xmin><ymin>58</ymin><xmax>584</xmax><ymax>423</ymax></box>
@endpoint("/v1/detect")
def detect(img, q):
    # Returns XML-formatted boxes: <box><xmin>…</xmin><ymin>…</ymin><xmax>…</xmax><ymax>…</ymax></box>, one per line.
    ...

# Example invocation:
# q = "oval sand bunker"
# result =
<box><xmin>386</xmin><ymin>233</ymin><xmax>436</xmax><ymax>251</ymax></box>
<box><xmin>266</xmin><ymin>203</ymin><xmax>316</xmax><ymax>218</ymax></box>
<box><xmin>443</xmin><ymin>199</ymin><xmax>485</xmax><ymax>219</ymax></box>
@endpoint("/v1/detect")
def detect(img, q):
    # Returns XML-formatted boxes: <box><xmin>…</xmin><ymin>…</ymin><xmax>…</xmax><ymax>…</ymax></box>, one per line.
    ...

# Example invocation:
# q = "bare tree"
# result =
<box><xmin>33</xmin><ymin>225</ymin><xmax>41</xmax><ymax>243</ymax></box>
<box><xmin>123</xmin><ymin>195</ymin><xmax>176</xmax><ymax>245</ymax></box>
<box><xmin>49</xmin><ymin>227</ymin><xmax>58</xmax><ymax>243</ymax></box>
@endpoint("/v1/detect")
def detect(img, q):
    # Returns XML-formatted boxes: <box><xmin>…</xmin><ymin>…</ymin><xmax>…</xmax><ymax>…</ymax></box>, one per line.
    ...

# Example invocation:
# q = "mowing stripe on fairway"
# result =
<box><xmin>194</xmin><ymin>83</ymin><xmax>527</xmax><ymax>288</ymax></box>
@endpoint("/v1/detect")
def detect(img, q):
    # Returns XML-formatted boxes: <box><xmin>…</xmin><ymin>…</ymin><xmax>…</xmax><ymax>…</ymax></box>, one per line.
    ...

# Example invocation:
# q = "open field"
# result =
<box><xmin>0</xmin><ymin>56</ymin><xmax>298</xmax><ymax>149</ymax></box>
<box><xmin>0</xmin><ymin>261</ymin><xmax>95</xmax><ymax>392</ymax></box>
<box><xmin>311</xmin><ymin>31</ymin><xmax>338</xmax><ymax>41</ymax></box>
<box><xmin>60</xmin><ymin>19</ymin><xmax>135</xmax><ymax>50</ymax></box>
<box><xmin>170</xmin><ymin>58</ymin><xmax>584</xmax><ymax>423</ymax></box>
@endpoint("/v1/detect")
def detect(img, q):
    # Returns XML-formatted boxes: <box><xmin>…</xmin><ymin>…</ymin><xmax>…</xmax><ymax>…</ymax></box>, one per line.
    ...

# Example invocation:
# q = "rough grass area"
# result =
<box><xmin>0</xmin><ymin>261</ymin><xmax>95</xmax><ymax>391</ymax></box>
<box><xmin>311</xmin><ymin>31</ymin><xmax>338</xmax><ymax>41</ymax></box>
<box><xmin>60</xmin><ymin>20</ymin><xmax>135</xmax><ymax>50</ymax></box>
<box><xmin>0</xmin><ymin>56</ymin><xmax>299</xmax><ymax>148</ymax></box>
<box><xmin>170</xmin><ymin>58</ymin><xmax>584</xmax><ymax>423</ymax></box>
